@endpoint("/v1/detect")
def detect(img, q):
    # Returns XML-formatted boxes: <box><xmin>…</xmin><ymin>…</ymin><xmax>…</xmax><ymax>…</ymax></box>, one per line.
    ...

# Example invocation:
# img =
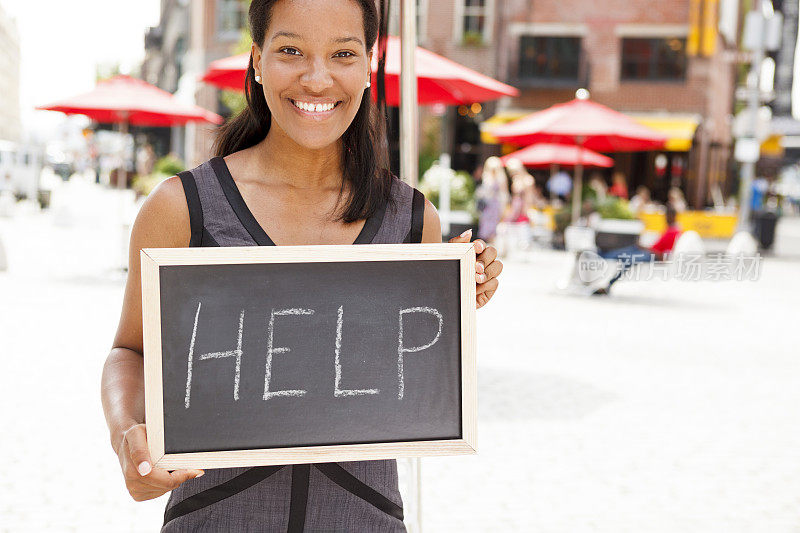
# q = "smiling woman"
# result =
<box><xmin>213</xmin><ymin>0</ymin><xmax>389</xmax><ymax>226</ymax></box>
<box><xmin>101</xmin><ymin>0</ymin><xmax>502</xmax><ymax>530</ymax></box>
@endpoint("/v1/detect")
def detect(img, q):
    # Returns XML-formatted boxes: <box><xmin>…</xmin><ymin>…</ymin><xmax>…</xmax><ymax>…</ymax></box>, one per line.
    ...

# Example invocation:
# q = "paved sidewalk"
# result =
<box><xmin>1</xmin><ymin>180</ymin><xmax>798</xmax><ymax>532</ymax></box>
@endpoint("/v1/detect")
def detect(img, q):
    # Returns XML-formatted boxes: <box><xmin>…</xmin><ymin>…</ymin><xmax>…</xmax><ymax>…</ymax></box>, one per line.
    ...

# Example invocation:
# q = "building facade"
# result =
<box><xmin>142</xmin><ymin>0</ymin><xmax>247</xmax><ymax>167</ymax></box>
<box><xmin>0</xmin><ymin>3</ymin><xmax>21</xmax><ymax>143</ymax></box>
<box><xmin>481</xmin><ymin>0</ymin><xmax>740</xmax><ymax>207</ymax></box>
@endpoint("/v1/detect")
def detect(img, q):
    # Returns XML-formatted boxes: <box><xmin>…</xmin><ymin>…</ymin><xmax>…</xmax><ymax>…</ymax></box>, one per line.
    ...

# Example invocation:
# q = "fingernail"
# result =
<box><xmin>137</xmin><ymin>461</ymin><xmax>151</xmax><ymax>476</ymax></box>
<box><xmin>460</xmin><ymin>229</ymin><xmax>472</xmax><ymax>238</ymax></box>
<box><xmin>477</xmin><ymin>274</ymin><xmax>486</xmax><ymax>283</ymax></box>
<box><xmin>195</xmin><ymin>471</ymin><xmax>204</xmax><ymax>478</ymax></box>
<box><xmin>476</xmin><ymin>262</ymin><xmax>484</xmax><ymax>273</ymax></box>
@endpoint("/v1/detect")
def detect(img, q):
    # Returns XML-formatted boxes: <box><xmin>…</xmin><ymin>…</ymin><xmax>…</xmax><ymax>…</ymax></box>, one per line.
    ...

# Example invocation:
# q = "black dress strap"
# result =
<box><xmin>408</xmin><ymin>188</ymin><xmax>425</xmax><ymax>244</ymax></box>
<box><xmin>177</xmin><ymin>170</ymin><xmax>204</xmax><ymax>247</ymax></box>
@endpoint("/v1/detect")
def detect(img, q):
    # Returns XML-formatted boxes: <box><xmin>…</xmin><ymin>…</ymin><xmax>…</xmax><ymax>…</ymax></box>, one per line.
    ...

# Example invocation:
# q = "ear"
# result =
<box><xmin>251</xmin><ymin>42</ymin><xmax>262</xmax><ymax>76</ymax></box>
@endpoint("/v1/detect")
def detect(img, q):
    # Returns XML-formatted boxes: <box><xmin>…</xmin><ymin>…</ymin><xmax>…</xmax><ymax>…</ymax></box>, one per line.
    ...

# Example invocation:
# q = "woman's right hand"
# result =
<box><xmin>117</xmin><ymin>423</ymin><xmax>204</xmax><ymax>502</ymax></box>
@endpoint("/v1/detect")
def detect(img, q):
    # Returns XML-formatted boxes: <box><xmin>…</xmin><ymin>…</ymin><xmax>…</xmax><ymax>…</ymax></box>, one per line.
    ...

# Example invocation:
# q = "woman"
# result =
<box><xmin>476</xmin><ymin>156</ymin><xmax>509</xmax><ymax>241</ymax></box>
<box><xmin>100</xmin><ymin>0</ymin><xmax>502</xmax><ymax>530</ymax></box>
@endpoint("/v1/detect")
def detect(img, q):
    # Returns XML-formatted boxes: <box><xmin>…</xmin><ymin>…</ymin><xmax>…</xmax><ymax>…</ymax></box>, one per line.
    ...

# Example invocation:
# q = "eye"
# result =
<box><xmin>333</xmin><ymin>50</ymin><xmax>356</xmax><ymax>58</ymax></box>
<box><xmin>279</xmin><ymin>47</ymin><xmax>301</xmax><ymax>56</ymax></box>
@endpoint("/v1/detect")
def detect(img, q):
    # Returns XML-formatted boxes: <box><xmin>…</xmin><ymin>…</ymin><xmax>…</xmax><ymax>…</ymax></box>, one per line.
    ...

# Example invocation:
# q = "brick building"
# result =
<box><xmin>142</xmin><ymin>0</ymin><xmax>247</xmax><ymax>167</ymax></box>
<box><xmin>479</xmin><ymin>0</ymin><xmax>740</xmax><ymax>207</ymax></box>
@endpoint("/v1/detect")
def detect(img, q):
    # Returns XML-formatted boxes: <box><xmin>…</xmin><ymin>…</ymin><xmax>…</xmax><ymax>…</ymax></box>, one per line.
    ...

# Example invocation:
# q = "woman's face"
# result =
<box><xmin>253</xmin><ymin>0</ymin><xmax>371</xmax><ymax>151</ymax></box>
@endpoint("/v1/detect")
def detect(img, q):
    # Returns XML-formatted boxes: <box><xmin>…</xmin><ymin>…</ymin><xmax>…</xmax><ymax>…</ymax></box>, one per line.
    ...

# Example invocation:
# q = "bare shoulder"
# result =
<box><xmin>131</xmin><ymin>175</ymin><xmax>190</xmax><ymax>249</ymax></box>
<box><xmin>421</xmin><ymin>197</ymin><xmax>442</xmax><ymax>243</ymax></box>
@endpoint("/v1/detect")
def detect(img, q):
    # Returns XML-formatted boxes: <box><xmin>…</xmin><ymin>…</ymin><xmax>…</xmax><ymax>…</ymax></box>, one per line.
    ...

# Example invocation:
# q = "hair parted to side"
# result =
<box><xmin>213</xmin><ymin>0</ymin><xmax>392</xmax><ymax>223</ymax></box>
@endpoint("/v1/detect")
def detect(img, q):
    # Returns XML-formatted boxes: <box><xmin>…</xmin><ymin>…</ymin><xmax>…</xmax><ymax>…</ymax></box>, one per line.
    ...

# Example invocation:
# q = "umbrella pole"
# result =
<box><xmin>571</xmin><ymin>139</ymin><xmax>585</xmax><ymax>224</ymax></box>
<box><xmin>399</xmin><ymin>0</ymin><xmax>418</xmax><ymax>188</ymax></box>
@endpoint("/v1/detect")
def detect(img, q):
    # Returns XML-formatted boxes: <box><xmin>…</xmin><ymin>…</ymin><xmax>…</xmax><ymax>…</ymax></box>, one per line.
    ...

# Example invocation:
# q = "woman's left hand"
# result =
<box><xmin>449</xmin><ymin>230</ymin><xmax>502</xmax><ymax>309</ymax></box>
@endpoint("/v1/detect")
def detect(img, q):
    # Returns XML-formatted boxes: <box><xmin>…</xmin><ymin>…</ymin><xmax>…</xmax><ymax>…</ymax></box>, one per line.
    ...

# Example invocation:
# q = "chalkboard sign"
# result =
<box><xmin>141</xmin><ymin>243</ymin><xmax>476</xmax><ymax>469</ymax></box>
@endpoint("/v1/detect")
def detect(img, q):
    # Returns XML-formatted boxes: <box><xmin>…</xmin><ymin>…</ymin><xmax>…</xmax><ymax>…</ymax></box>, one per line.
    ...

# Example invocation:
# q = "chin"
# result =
<box><xmin>288</xmin><ymin>129</ymin><xmax>346</xmax><ymax>151</ymax></box>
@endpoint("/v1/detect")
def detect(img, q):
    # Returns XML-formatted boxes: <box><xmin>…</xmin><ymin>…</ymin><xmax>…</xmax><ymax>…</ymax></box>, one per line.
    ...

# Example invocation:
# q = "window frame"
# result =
<box><xmin>515</xmin><ymin>34</ymin><xmax>585</xmax><ymax>87</ymax></box>
<box><xmin>453</xmin><ymin>0</ymin><xmax>494</xmax><ymax>46</ymax></box>
<box><xmin>619</xmin><ymin>36</ymin><xmax>688</xmax><ymax>83</ymax></box>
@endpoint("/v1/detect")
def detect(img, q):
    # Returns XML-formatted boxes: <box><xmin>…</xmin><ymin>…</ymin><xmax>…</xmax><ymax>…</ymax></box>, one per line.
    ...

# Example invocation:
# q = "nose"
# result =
<box><xmin>299</xmin><ymin>57</ymin><xmax>334</xmax><ymax>93</ymax></box>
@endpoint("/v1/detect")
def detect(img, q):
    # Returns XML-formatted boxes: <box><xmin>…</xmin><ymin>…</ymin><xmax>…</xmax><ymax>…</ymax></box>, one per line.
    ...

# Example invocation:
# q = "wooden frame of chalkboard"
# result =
<box><xmin>141</xmin><ymin>243</ymin><xmax>477</xmax><ymax>469</ymax></box>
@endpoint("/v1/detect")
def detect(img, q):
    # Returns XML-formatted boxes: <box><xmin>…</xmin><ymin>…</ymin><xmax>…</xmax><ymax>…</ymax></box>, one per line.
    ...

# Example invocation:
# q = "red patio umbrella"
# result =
<box><xmin>201</xmin><ymin>53</ymin><xmax>251</xmax><ymax>92</ymax></box>
<box><xmin>500</xmin><ymin>143</ymin><xmax>613</xmax><ymax>169</ymax></box>
<box><xmin>37</xmin><ymin>75</ymin><xmax>224</xmax><ymax>127</ymax></box>
<box><xmin>200</xmin><ymin>36</ymin><xmax>518</xmax><ymax>105</ymax></box>
<box><xmin>491</xmin><ymin>96</ymin><xmax>666</xmax><ymax>222</ymax></box>
<box><xmin>490</xmin><ymin>97</ymin><xmax>666</xmax><ymax>152</ymax></box>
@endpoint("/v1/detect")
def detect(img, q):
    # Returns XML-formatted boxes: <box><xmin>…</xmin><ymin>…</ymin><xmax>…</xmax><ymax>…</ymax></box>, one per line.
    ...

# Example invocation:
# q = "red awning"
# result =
<box><xmin>500</xmin><ymin>143</ymin><xmax>614</xmax><ymax>169</ymax></box>
<box><xmin>37</xmin><ymin>75</ymin><xmax>223</xmax><ymax>126</ymax></box>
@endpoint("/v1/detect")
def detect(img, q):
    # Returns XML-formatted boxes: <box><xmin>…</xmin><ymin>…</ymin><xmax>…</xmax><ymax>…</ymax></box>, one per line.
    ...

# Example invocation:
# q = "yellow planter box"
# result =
<box><xmin>639</xmin><ymin>210</ymin><xmax>738</xmax><ymax>239</ymax></box>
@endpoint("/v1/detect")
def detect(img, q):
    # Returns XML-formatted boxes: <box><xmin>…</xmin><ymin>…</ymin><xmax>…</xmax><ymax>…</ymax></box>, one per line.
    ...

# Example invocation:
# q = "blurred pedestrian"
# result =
<box><xmin>628</xmin><ymin>185</ymin><xmax>651</xmax><ymax>214</ymax></box>
<box><xmin>505</xmin><ymin>157</ymin><xmax>535</xmax><ymax>223</ymax></box>
<box><xmin>588</xmin><ymin>173</ymin><xmax>607</xmax><ymax>201</ymax></box>
<box><xmin>609</xmin><ymin>171</ymin><xmax>628</xmax><ymax>199</ymax></box>
<box><xmin>476</xmin><ymin>156</ymin><xmax>509</xmax><ymax>241</ymax></box>
<box><xmin>591</xmin><ymin>204</ymin><xmax>682</xmax><ymax>295</ymax></box>
<box><xmin>668</xmin><ymin>187</ymin><xmax>687</xmax><ymax>212</ymax></box>
<box><xmin>135</xmin><ymin>143</ymin><xmax>156</xmax><ymax>177</ymax></box>
<box><xmin>547</xmin><ymin>167</ymin><xmax>572</xmax><ymax>201</ymax></box>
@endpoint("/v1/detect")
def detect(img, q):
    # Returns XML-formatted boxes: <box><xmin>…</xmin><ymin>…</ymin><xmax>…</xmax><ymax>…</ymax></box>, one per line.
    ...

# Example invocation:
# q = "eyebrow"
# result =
<box><xmin>271</xmin><ymin>31</ymin><xmax>363</xmax><ymax>46</ymax></box>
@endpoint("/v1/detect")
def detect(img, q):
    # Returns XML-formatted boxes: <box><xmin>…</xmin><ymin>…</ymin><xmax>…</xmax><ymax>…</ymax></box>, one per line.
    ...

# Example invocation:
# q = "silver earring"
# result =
<box><xmin>366</xmin><ymin>76</ymin><xmax>371</xmax><ymax>88</ymax></box>
<box><xmin>255</xmin><ymin>75</ymin><xmax>262</xmax><ymax>84</ymax></box>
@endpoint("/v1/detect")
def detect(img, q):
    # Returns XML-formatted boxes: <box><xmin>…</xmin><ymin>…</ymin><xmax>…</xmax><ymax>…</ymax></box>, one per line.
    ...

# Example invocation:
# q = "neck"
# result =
<box><xmin>253</xmin><ymin>123</ymin><xmax>343</xmax><ymax>191</ymax></box>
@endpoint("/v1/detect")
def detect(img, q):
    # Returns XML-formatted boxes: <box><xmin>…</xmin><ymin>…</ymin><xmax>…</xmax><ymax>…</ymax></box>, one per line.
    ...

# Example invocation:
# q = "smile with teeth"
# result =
<box><xmin>291</xmin><ymin>99</ymin><xmax>340</xmax><ymax>113</ymax></box>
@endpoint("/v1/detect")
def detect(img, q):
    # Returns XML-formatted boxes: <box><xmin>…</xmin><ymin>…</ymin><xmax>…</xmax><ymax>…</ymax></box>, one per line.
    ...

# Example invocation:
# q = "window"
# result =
<box><xmin>621</xmin><ymin>38</ymin><xmax>687</xmax><ymax>81</ymax></box>
<box><xmin>217</xmin><ymin>0</ymin><xmax>246</xmax><ymax>40</ymax></box>
<box><xmin>517</xmin><ymin>36</ymin><xmax>582</xmax><ymax>83</ymax></box>
<box><xmin>458</xmin><ymin>0</ymin><xmax>493</xmax><ymax>45</ymax></box>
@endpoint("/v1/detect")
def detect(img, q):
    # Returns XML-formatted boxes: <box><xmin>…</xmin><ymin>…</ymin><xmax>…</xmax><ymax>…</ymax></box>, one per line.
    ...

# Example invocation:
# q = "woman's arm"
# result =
<box><xmin>420</xmin><ymin>198</ymin><xmax>502</xmax><ymax>309</ymax></box>
<box><xmin>101</xmin><ymin>176</ymin><xmax>204</xmax><ymax>501</ymax></box>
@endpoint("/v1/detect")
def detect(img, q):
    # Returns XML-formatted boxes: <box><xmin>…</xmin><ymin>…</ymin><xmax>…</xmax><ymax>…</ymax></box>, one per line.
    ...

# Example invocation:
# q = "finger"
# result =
<box><xmin>123</xmin><ymin>425</ymin><xmax>152</xmax><ymax>478</ymax></box>
<box><xmin>139</xmin><ymin>467</ymin><xmax>203</xmax><ymax>491</ymax></box>
<box><xmin>484</xmin><ymin>259</ymin><xmax>503</xmax><ymax>281</ymax></box>
<box><xmin>477</xmin><ymin>292</ymin><xmax>492</xmax><ymax>309</ymax></box>
<box><xmin>472</xmin><ymin>239</ymin><xmax>487</xmax><ymax>255</ymax></box>
<box><xmin>448</xmin><ymin>229</ymin><xmax>473</xmax><ymax>243</ymax></box>
<box><xmin>476</xmin><ymin>277</ymin><xmax>499</xmax><ymax>297</ymax></box>
<box><xmin>170</xmin><ymin>469</ymin><xmax>205</xmax><ymax>487</ymax></box>
<box><xmin>477</xmin><ymin>245</ymin><xmax>497</xmax><ymax>268</ymax></box>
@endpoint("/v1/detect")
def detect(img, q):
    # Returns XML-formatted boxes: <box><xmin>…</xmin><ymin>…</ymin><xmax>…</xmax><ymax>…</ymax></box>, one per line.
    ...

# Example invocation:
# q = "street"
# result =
<box><xmin>1</xmin><ymin>178</ymin><xmax>799</xmax><ymax>532</ymax></box>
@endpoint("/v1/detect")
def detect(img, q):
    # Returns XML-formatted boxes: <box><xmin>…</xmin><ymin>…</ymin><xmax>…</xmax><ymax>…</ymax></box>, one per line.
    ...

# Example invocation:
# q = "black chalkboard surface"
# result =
<box><xmin>141</xmin><ymin>244</ymin><xmax>477</xmax><ymax>469</ymax></box>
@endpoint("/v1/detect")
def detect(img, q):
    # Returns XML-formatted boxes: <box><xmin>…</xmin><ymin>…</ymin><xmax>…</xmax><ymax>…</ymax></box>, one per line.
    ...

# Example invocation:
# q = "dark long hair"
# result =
<box><xmin>213</xmin><ymin>0</ymin><xmax>391</xmax><ymax>223</ymax></box>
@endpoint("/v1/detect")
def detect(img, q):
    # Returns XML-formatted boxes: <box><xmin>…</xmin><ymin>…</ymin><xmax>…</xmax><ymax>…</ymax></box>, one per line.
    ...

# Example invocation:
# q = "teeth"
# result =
<box><xmin>293</xmin><ymin>100</ymin><xmax>335</xmax><ymax>112</ymax></box>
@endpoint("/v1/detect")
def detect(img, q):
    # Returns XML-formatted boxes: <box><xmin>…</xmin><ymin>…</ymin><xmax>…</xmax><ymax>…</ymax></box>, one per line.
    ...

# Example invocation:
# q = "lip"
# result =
<box><xmin>288</xmin><ymin>98</ymin><xmax>342</xmax><ymax>120</ymax></box>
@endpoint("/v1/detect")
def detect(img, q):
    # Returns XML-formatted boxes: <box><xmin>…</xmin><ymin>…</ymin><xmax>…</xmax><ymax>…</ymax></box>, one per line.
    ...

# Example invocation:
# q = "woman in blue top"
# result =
<box><xmin>101</xmin><ymin>0</ymin><xmax>502</xmax><ymax>530</ymax></box>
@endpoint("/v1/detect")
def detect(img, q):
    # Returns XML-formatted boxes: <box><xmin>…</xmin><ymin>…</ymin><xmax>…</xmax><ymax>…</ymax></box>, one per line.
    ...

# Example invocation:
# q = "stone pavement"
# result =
<box><xmin>1</xmin><ymin>178</ymin><xmax>799</xmax><ymax>532</ymax></box>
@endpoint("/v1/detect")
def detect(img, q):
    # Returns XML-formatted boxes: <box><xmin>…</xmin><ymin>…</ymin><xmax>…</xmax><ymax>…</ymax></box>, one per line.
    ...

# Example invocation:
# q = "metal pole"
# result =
<box><xmin>737</xmin><ymin>2</ymin><xmax>766</xmax><ymax>231</ymax></box>
<box><xmin>399</xmin><ymin>4</ymin><xmax>422</xmax><ymax>528</ymax></box>
<box><xmin>400</xmin><ymin>0</ymin><xmax>418</xmax><ymax>187</ymax></box>
<box><xmin>571</xmin><ymin>138</ymin><xmax>585</xmax><ymax>224</ymax></box>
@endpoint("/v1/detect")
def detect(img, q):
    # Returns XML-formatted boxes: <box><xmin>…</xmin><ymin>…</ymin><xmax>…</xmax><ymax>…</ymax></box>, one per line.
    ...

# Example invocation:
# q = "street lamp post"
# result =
<box><xmin>737</xmin><ymin>1</ymin><xmax>782</xmax><ymax>231</ymax></box>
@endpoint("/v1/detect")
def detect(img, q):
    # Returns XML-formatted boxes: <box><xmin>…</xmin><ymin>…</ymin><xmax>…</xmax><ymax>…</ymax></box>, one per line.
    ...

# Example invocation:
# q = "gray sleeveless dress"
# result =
<box><xmin>162</xmin><ymin>156</ymin><xmax>425</xmax><ymax>532</ymax></box>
